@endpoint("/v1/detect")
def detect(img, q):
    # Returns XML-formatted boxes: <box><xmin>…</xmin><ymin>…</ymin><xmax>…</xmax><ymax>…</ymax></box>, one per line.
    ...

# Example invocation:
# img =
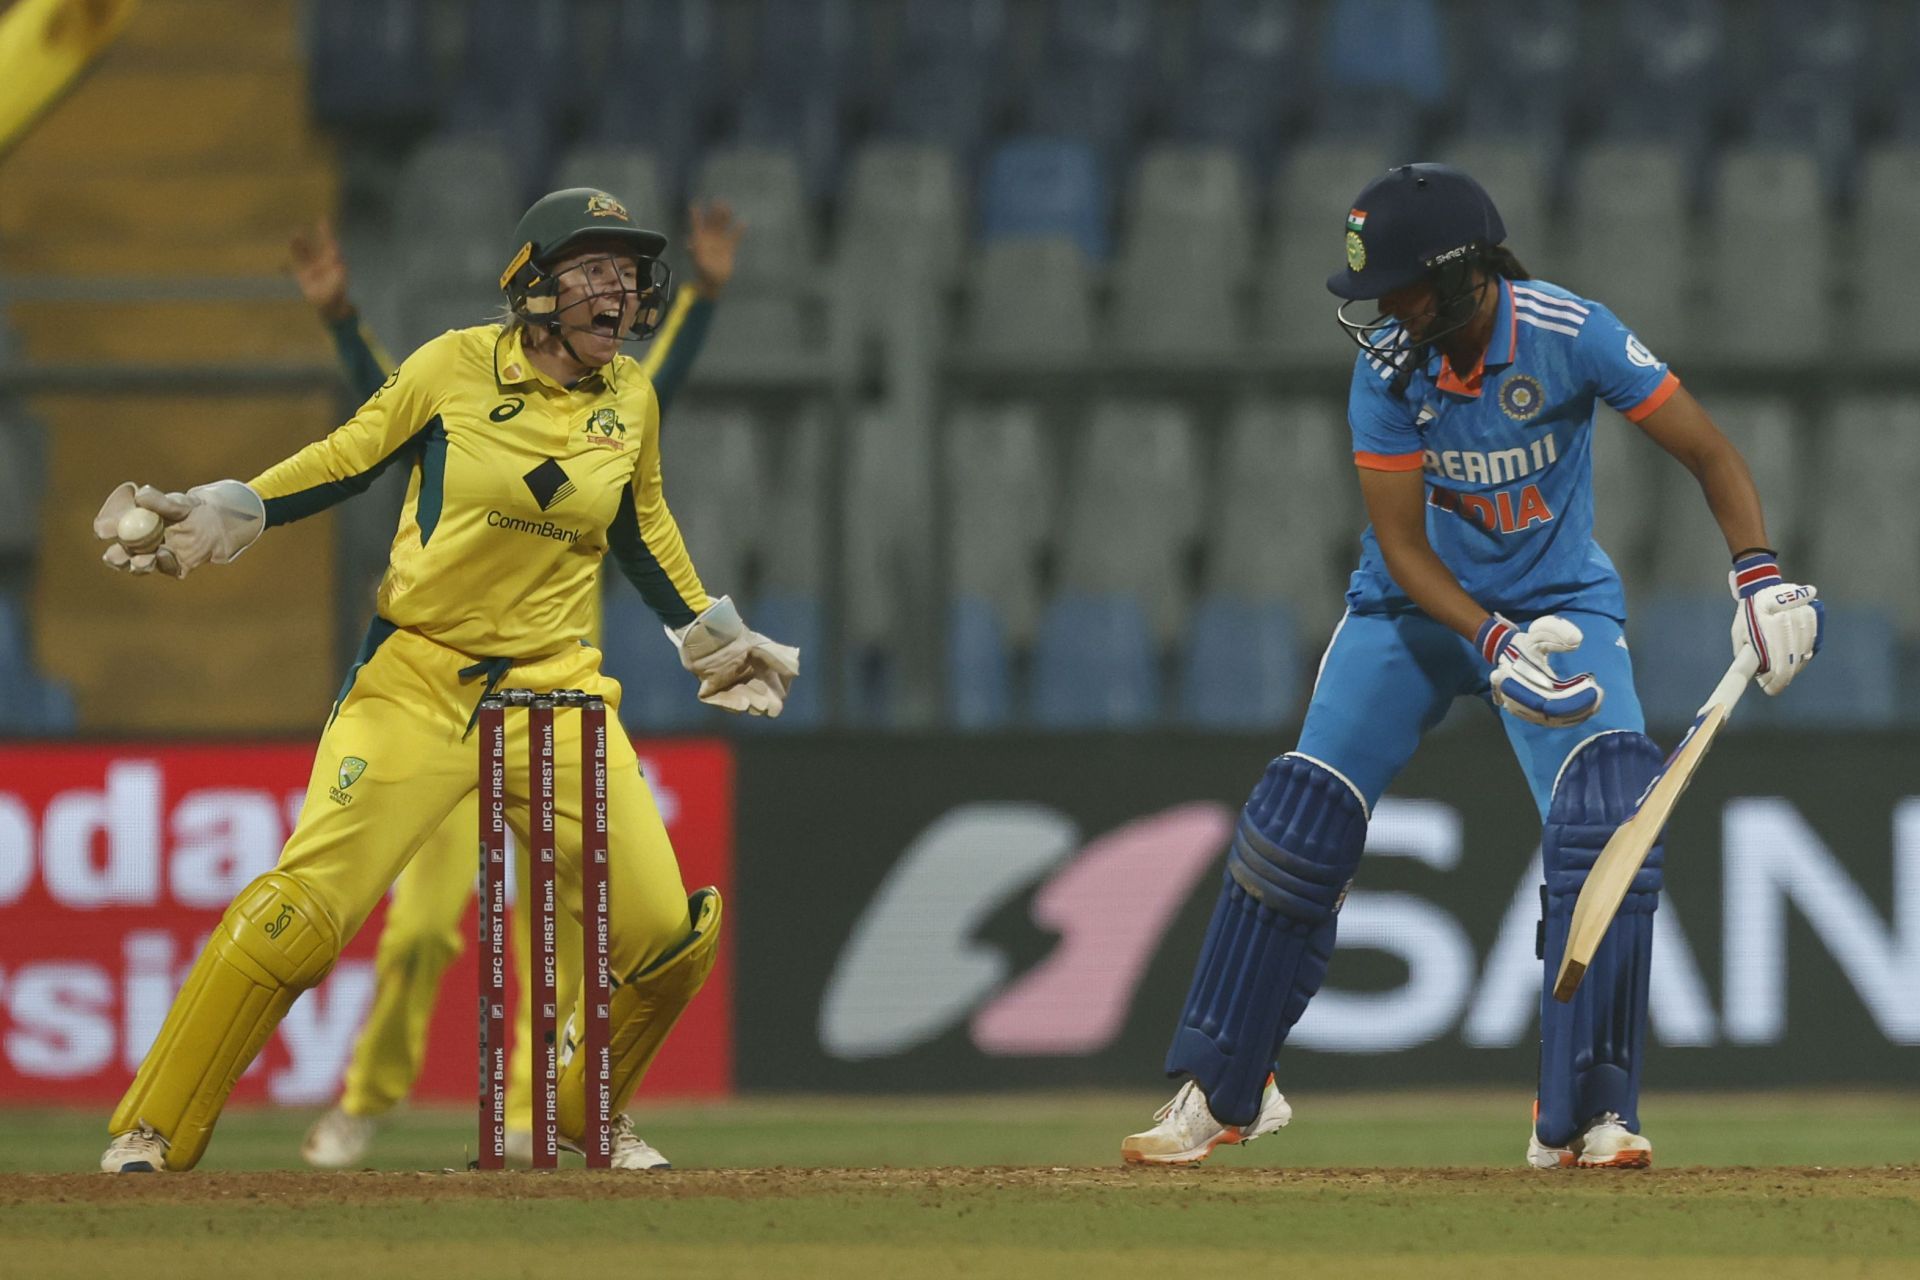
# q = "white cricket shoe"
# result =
<box><xmin>608</xmin><ymin>1114</ymin><xmax>671</xmax><ymax>1170</ymax></box>
<box><xmin>101</xmin><ymin>1123</ymin><xmax>170</xmax><ymax>1173</ymax></box>
<box><xmin>1526</xmin><ymin>1107</ymin><xmax>1652</xmax><ymax>1170</ymax></box>
<box><xmin>300</xmin><ymin>1107</ymin><xmax>378</xmax><ymax>1169</ymax></box>
<box><xmin>1121</xmin><ymin>1075</ymin><xmax>1291</xmax><ymax>1166</ymax></box>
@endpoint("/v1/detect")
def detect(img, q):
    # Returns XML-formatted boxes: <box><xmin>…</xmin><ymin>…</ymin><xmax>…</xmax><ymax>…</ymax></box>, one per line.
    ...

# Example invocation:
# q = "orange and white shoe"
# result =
<box><xmin>1121</xmin><ymin>1075</ymin><xmax>1291</xmax><ymax>1166</ymax></box>
<box><xmin>1527</xmin><ymin>1103</ymin><xmax>1652</xmax><ymax>1170</ymax></box>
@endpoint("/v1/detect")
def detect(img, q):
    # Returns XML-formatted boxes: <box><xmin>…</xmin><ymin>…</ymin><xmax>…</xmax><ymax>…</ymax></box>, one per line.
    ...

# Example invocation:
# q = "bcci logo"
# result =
<box><xmin>1499</xmin><ymin>373</ymin><xmax>1545</xmax><ymax>422</ymax></box>
<box><xmin>585</xmin><ymin>192</ymin><xmax>630</xmax><ymax>221</ymax></box>
<box><xmin>329</xmin><ymin>756</ymin><xmax>367</xmax><ymax>806</ymax></box>
<box><xmin>1345</xmin><ymin>209</ymin><xmax>1367</xmax><ymax>271</ymax></box>
<box><xmin>583</xmin><ymin>406</ymin><xmax>627</xmax><ymax>449</ymax></box>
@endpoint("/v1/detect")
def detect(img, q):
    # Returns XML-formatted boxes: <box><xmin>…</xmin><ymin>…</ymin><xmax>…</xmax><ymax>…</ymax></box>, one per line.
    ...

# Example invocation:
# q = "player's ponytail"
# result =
<box><xmin>1482</xmin><ymin>244</ymin><xmax>1532</xmax><ymax>281</ymax></box>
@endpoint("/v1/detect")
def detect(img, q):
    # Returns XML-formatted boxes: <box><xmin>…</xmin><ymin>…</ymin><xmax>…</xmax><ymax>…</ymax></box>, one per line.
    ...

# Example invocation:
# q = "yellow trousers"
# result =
<box><xmin>112</xmin><ymin>624</ymin><xmax>697</xmax><ymax>1168</ymax></box>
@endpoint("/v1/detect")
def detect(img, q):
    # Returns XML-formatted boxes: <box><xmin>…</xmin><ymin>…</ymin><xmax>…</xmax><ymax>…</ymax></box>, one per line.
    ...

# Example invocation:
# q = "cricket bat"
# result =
<box><xmin>1551</xmin><ymin>646</ymin><xmax>1762</xmax><ymax>1003</ymax></box>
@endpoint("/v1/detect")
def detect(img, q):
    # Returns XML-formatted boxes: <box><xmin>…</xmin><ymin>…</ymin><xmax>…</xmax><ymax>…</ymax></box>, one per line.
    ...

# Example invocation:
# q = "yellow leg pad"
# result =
<box><xmin>337</xmin><ymin>926</ymin><xmax>461</xmax><ymax>1118</ymax></box>
<box><xmin>558</xmin><ymin>888</ymin><xmax>722</xmax><ymax>1143</ymax></box>
<box><xmin>109</xmin><ymin>872</ymin><xmax>341</xmax><ymax>1170</ymax></box>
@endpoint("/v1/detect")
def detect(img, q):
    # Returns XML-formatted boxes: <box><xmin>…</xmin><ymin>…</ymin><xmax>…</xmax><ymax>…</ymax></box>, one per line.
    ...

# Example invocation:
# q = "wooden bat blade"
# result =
<box><xmin>1551</xmin><ymin>700</ymin><xmax>1731</xmax><ymax>1003</ymax></box>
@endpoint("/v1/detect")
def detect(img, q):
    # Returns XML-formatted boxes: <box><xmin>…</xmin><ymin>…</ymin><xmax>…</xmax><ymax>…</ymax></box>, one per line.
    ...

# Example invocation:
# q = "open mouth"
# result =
<box><xmin>588</xmin><ymin>307</ymin><xmax>622</xmax><ymax>337</ymax></box>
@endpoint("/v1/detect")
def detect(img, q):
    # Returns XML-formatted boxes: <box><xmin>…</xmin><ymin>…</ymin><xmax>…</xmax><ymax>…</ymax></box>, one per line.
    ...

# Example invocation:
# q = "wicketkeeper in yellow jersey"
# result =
<box><xmin>92</xmin><ymin>187</ymin><xmax>798</xmax><ymax>1173</ymax></box>
<box><xmin>286</xmin><ymin>209</ymin><xmax>737</xmax><ymax>1170</ymax></box>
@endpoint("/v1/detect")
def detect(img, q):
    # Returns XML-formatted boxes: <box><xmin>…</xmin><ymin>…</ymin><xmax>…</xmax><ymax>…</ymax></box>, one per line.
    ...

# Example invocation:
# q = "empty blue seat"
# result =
<box><xmin>1179</xmin><ymin>598</ymin><xmax>1305</xmax><ymax>729</ymax></box>
<box><xmin>979</xmin><ymin>137</ymin><xmax>1109</xmax><ymax>259</ymax></box>
<box><xmin>752</xmin><ymin>0</ymin><xmax>862</xmax><ymax>99</ymax></box>
<box><xmin>948</xmin><ymin>596</ymin><xmax>1014</xmax><ymax>729</ymax></box>
<box><xmin>1323</xmin><ymin>0</ymin><xmax>1448</xmax><ymax>105</ymax></box>
<box><xmin>1024</xmin><ymin>61</ymin><xmax>1140</xmax><ymax>167</ymax></box>
<box><xmin>307</xmin><ymin>0</ymin><xmax>433</xmax><ymax>129</ymax></box>
<box><xmin>448</xmin><ymin>0</ymin><xmax>571</xmax><ymax>133</ymax></box>
<box><xmin>1170</xmin><ymin>58</ymin><xmax>1288</xmax><ymax>175</ymax></box>
<box><xmin>1193</xmin><ymin>0</ymin><xmax>1308</xmax><ymax>68</ymax></box>
<box><xmin>1030</xmin><ymin>594</ymin><xmax>1158</xmax><ymax>729</ymax></box>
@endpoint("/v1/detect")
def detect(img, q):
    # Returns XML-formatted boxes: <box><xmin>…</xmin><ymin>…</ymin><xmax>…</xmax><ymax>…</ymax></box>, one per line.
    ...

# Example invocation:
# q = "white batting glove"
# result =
<box><xmin>1478</xmin><ymin>613</ymin><xmax>1604</xmax><ymax>728</ymax></box>
<box><xmin>1729</xmin><ymin>551</ymin><xmax>1823</xmax><ymax>697</ymax></box>
<box><xmin>672</xmin><ymin>595</ymin><xmax>802</xmax><ymax>717</ymax></box>
<box><xmin>95</xmin><ymin>479</ymin><xmax>264</xmax><ymax>578</ymax></box>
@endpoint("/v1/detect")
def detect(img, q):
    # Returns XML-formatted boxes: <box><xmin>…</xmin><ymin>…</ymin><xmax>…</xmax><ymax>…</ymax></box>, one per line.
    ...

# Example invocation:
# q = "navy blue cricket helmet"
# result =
<box><xmin>1327</xmin><ymin>163</ymin><xmax>1507</xmax><ymax>362</ymax></box>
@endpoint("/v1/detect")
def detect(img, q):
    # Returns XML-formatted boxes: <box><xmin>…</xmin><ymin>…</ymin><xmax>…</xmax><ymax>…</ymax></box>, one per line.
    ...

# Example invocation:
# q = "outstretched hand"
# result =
<box><xmin>289</xmin><ymin>219</ymin><xmax>352</xmax><ymax>323</ymax></box>
<box><xmin>688</xmin><ymin>201</ymin><xmax>743</xmax><ymax>295</ymax></box>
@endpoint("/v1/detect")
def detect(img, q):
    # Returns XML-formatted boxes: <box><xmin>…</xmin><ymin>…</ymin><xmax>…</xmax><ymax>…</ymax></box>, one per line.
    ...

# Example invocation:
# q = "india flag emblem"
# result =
<box><xmin>1347</xmin><ymin>208</ymin><xmax>1368</xmax><ymax>231</ymax></box>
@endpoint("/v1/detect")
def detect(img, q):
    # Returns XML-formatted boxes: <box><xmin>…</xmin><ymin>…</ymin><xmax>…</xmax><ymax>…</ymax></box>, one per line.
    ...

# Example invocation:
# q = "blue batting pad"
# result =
<box><xmin>1537</xmin><ymin>730</ymin><xmax>1663</xmax><ymax>1148</ymax></box>
<box><xmin>1166</xmin><ymin>755</ymin><xmax>1368</xmax><ymax>1126</ymax></box>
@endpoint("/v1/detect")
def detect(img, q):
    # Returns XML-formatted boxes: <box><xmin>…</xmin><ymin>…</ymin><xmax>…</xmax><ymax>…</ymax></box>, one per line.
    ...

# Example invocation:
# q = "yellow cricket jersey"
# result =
<box><xmin>250</xmin><ymin>324</ymin><xmax>710</xmax><ymax>661</ymax></box>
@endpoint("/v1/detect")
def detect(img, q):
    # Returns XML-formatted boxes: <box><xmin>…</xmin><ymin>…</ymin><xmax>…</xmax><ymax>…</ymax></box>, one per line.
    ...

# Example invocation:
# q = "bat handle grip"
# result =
<box><xmin>1703</xmin><ymin>647</ymin><xmax>1763</xmax><ymax>718</ymax></box>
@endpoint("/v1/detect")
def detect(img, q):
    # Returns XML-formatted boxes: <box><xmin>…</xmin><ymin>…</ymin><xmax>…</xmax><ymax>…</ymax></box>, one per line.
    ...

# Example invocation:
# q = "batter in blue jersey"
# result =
<box><xmin>1123</xmin><ymin>164</ymin><xmax>1826</xmax><ymax>1172</ymax></box>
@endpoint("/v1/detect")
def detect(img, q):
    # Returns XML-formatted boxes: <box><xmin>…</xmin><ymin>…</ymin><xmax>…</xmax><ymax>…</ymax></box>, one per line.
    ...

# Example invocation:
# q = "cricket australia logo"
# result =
<box><xmin>585</xmin><ymin>192</ymin><xmax>631</xmax><ymax>221</ymax></box>
<box><xmin>522</xmin><ymin>458</ymin><xmax>577</xmax><ymax>511</ymax></box>
<box><xmin>1499</xmin><ymin>373</ymin><xmax>1545</xmax><ymax>423</ymax></box>
<box><xmin>583</xmin><ymin>406</ymin><xmax>627</xmax><ymax>450</ymax></box>
<box><xmin>329</xmin><ymin>756</ymin><xmax>367</xmax><ymax>806</ymax></box>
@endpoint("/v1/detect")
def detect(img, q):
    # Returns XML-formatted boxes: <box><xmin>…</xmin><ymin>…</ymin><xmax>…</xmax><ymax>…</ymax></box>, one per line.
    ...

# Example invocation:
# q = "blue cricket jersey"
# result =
<box><xmin>1343</xmin><ymin>277</ymin><xmax>1678</xmax><ymax>621</ymax></box>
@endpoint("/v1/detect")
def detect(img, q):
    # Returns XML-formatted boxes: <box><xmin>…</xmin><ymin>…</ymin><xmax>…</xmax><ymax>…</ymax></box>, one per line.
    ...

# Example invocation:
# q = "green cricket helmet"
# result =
<box><xmin>499</xmin><ymin>187</ymin><xmax>673</xmax><ymax>341</ymax></box>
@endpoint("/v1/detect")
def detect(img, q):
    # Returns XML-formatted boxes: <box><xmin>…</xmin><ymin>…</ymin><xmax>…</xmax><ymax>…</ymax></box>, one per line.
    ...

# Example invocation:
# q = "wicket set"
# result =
<box><xmin>475</xmin><ymin>689</ymin><xmax>613</xmax><ymax>1170</ymax></box>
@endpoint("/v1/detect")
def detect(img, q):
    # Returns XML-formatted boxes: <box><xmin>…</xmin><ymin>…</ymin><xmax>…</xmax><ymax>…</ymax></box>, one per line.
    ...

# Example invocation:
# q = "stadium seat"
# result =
<box><xmin>879</xmin><ymin>59</ymin><xmax>995</xmax><ymax>163</ymax></box>
<box><xmin>393</xmin><ymin>246</ymin><xmax>504</xmax><ymax>351</ymax></box>
<box><xmin>1433</xmin><ymin>140</ymin><xmax>1553</xmax><ymax>269</ymax></box>
<box><xmin>1853</xmin><ymin>147</ymin><xmax>1920</xmax><ymax>362</ymax></box>
<box><xmin>759</xmin><ymin>406</ymin><xmax>831</xmax><ymax>599</ymax></box>
<box><xmin>837</xmin><ymin>143</ymin><xmax>966</xmax><ymax>342</ymax></box>
<box><xmin>395</xmin><ymin>136</ymin><xmax>525</xmax><ymax>240</ymax></box>
<box><xmin>1206</xmin><ymin>398</ymin><xmax>1355</xmax><ymax>644</ymax></box>
<box><xmin>1110</xmin><ymin>147</ymin><xmax>1252</xmax><ymax>360</ymax></box>
<box><xmin>841</xmin><ymin>406</ymin><xmax>937</xmax><ymax>721</ymax></box>
<box><xmin>1047</xmin><ymin>0</ymin><xmax>1156</xmax><ymax>72</ymax></box>
<box><xmin>1179</xmin><ymin>596</ymin><xmax>1306</xmax><ymax>729</ymax></box>
<box><xmin>978</xmin><ymin>138</ymin><xmax>1110</xmax><ymax>260</ymax></box>
<box><xmin>736</xmin><ymin>83</ymin><xmax>846</xmax><ymax>206</ymax></box>
<box><xmin>1809</xmin><ymin>397</ymin><xmax>1920</xmax><ymax>641</ymax></box>
<box><xmin>656</xmin><ymin>404</ymin><xmax>768</xmax><ymax>602</ymax></box>
<box><xmin>1030</xmin><ymin>593</ymin><xmax>1159</xmax><ymax>728</ymax></box>
<box><xmin>948</xmin><ymin>595</ymin><xmax>1015</xmax><ymax>729</ymax></box>
<box><xmin>1648</xmin><ymin>396</ymin><xmax>1803</xmax><ymax>594</ymax></box>
<box><xmin>1589</xmin><ymin>404</ymin><xmax>1666</xmax><ymax>586</ymax></box>
<box><xmin>599</xmin><ymin>587</ymin><xmax>709</xmax><ymax>732</ymax></box>
<box><xmin>750</xmin><ymin>0</ymin><xmax>862</xmax><ymax>99</ymax></box>
<box><xmin>1261</xmin><ymin>144</ymin><xmax>1393</xmax><ymax>366</ymax></box>
<box><xmin>1703</xmin><ymin>148</ymin><xmax>1833</xmax><ymax>365</ymax></box>
<box><xmin>1170</xmin><ymin>57</ymin><xmax>1288</xmax><ymax>176</ymax></box>
<box><xmin>1322</xmin><ymin>0</ymin><xmax>1448</xmax><ymax>106</ymax></box>
<box><xmin>898</xmin><ymin>0</ymin><xmax>1010</xmax><ymax>72</ymax></box>
<box><xmin>1059</xmin><ymin>401</ymin><xmax>1203</xmax><ymax>648</ymax></box>
<box><xmin>1560</xmin><ymin>144</ymin><xmax>1694</xmax><ymax>361</ymax></box>
<box><xmin>962</xmin><ymin>239</ymin><xmax>1096</xmax><ymax>367</ymax></box>
<box><xmin>691</xmin><ymin>148</ymin><xmax>817</xmax><ymax>291</ymax></box>
<box><xmin>1628</xmin><ymin>593</ymin><xmax>1737</xmax><ymax>729</ymax></box>
<box><xmin>307</xmin><ymin>0</ymin><xmax>433</xmax><ymax>130</ymax></box>
<box><xmin>945</xmin><ymin>402</ymin><xmax>1055</xmax><ymax>649</ymax></box>
<box><xmin>1023</xmin><ymin>61</ymin><xmax>1141</xmax><ymax>170</ymax></box>
<box><xmin>1453</xmin><ymin>0</ymin><xmax>1579</xmax><ymax>154</ymax></box>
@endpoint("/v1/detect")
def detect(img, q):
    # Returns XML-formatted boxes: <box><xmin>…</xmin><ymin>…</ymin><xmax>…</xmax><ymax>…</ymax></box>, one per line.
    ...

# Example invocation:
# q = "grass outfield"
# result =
<box><xmin>2</xmin><ymin>1092</ymin><xmax>1915</xmax><ymax>1279</ymax></box>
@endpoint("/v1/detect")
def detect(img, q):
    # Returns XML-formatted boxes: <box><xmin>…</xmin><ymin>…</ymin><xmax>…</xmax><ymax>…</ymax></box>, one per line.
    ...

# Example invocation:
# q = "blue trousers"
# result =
<box><xmin>1297</xmin><ymin>609</ymin><xmax>1647</xmax><ymax>820</ymax></box>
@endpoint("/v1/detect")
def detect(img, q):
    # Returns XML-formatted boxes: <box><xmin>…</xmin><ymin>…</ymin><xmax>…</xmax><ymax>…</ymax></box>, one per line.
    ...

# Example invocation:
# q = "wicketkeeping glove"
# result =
<box><xmin>672</xmin><ymin>595</ymin><xmax>802</xmax><ymax>717</ymax></box>
<box><xmin>94</xmin><ymin>479</ymin><xmax>264</xmax><ymax>578</ymax></box>
<box><xmin>1478</xmin><ymin>613</ymin><xmax>1604</xmax><ymax>728</ymax></box>
<box><xmin>1729</xmin><ymin>550</ymin><xmax>1823</xmax><ymax>696</ymax></box>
